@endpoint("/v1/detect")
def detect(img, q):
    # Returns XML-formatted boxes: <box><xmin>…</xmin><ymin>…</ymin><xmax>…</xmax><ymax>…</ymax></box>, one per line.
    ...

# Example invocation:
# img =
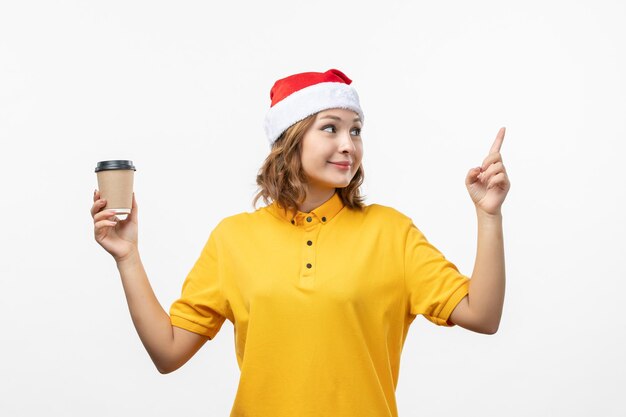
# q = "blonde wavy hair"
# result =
<box><xmin>253</xmin><ymin>113</ymin><xmax>365</xmax><ymax>212</ymax></box>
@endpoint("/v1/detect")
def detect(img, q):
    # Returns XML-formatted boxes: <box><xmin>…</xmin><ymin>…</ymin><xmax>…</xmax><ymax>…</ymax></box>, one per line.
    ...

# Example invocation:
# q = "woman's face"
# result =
<box><xmin>300</xmin><ymin>108</ymin><xmax>363</xmax><ymax>193</ymax></box>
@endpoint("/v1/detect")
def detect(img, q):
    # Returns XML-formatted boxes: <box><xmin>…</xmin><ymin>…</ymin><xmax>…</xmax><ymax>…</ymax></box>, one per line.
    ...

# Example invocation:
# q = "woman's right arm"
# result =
<box><xmin>91</xmin><ymin>190</ymin><xmax>209</xmax><ymax>374</ymax></box>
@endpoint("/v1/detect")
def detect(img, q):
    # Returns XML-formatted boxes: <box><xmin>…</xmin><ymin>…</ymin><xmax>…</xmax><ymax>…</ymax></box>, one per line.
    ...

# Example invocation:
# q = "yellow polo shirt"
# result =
<box><xmin>170</xmin><ymin>192</ymin><xmax>470</xmax><ymax>417</ymax></box>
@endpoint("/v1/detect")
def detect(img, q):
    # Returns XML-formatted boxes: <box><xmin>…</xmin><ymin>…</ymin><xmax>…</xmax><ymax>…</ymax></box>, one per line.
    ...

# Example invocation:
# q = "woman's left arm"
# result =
<box><xmin>449</xmin><ymin>127</ymin><xmax>510</xmax><ymax>334</ymax></box>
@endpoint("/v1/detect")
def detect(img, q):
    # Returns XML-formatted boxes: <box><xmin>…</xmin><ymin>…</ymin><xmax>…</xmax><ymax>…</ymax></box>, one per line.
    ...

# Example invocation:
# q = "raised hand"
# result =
<box><xmin>465</xmin><ymin>127</ymin><xmax>511</xmax><ymax>215</ymax></box>
<box><xmin>91</xmin><ymin>189</ymin><xmax>139</xmax><ymax>262</ymax></box>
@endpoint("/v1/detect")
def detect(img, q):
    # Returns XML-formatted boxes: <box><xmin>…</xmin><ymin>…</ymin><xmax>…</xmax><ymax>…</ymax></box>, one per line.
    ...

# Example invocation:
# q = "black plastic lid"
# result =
<box><xmin>95</xmin><ymin>160</ymin><xmax>137</xmax><ymax>172</ymax></box>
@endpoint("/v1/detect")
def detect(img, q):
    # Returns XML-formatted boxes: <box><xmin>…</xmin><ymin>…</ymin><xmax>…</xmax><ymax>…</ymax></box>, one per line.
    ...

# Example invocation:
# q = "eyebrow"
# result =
<box><xmin>319</xmin><ymin>115</ymin><xmax>362</xmax><ymax>123</ymax></box>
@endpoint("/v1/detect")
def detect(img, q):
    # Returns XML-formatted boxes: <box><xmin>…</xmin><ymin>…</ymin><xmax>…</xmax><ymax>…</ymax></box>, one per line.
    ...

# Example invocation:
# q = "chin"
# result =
<box><xmin>309</xmin><ymin>172</ymin><xmax>355</xmax><ymax>190</ymax></box>
<box><xmin>331</xmin><ymin>179</ymin><xmax>352</xmax><ymax>189</ymax></box>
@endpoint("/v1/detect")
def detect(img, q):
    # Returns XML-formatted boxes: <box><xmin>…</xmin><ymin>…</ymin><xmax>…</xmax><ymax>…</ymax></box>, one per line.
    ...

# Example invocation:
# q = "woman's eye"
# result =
<box><xmin>321</xmin><ymin>125</ymin><xmax>361</xmax><ymax>135</ymax></box>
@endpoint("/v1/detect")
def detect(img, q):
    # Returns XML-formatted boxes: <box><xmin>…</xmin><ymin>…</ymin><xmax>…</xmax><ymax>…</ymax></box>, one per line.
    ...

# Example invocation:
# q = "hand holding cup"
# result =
<box><xmin>92</xmin><ymin>160</ymin><xmax>139</xmax><ymax>263</ymax></box>
<box><xmin>91</xmin><ymin>189</ymin><xmax>139</xmax><ymax>263</ymax></box>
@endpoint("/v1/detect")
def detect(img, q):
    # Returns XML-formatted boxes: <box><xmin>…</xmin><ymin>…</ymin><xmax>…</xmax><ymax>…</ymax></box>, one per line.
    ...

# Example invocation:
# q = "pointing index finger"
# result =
<box><xmin>489</xmin><ymin>127</ymin><xmax>506</xmax><ymax>154</ymax></box>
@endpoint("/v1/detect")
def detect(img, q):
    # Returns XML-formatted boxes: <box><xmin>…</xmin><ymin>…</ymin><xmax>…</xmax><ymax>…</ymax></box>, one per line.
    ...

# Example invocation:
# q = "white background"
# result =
<box><xmin>1</xmin><ymin>1</ymin><xmax>625</xmax><ymax>416</ymax></box>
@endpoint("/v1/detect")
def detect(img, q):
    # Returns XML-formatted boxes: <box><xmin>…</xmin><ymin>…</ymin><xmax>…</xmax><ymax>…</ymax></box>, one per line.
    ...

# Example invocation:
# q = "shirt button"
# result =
<box><xmin>306</xmin><ymin>263</ymin><xmax>312</xmax><ymax>269</ymax></box>
<box><xmin>306</xmin><ymin>216</ymin><xmax>312</xmax><ymax>222</ymax></box>
<box><xmin>307</xmin><ymin>240</ymin><xmax>312</xmax><ymax>246</ymax></box>
<box><xmin>321</xmin><ymin>216</ymin><xmax>327</xmax><ymax>222</ymax></box>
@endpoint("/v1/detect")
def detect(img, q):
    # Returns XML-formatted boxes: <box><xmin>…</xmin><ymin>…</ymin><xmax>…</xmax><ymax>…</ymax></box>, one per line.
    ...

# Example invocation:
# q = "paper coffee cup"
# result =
<box><xmin>95</xmin><ymin>160</ymin><xmax>136</xmax><ymax>220</ymax></box>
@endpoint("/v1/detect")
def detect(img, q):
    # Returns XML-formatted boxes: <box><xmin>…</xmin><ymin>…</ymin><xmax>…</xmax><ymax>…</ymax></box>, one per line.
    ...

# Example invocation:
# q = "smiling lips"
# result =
<box><xmin>328</xmin><ymin>161</ymin><xmax>351</xmax><ymax>170</ymax></box>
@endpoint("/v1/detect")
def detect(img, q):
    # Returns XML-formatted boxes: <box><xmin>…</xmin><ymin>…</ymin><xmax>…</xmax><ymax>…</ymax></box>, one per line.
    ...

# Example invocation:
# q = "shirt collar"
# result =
<box><xmin>268</xmin><ymin>192</ymin><xmax>345</xmax><ymax>226</ymax></box>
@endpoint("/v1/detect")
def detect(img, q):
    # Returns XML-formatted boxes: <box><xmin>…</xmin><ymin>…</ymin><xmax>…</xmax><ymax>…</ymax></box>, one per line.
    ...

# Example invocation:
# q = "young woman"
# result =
<box><xmin>91</xmin><ymin>69</ymin><xmax>509</xmax><ymax>416</ymax></box>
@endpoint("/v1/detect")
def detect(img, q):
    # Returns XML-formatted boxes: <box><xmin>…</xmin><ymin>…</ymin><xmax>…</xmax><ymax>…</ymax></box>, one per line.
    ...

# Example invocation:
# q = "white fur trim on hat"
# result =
<box><xmin>264</xmin><ymin>81</ymin><xmax>364</xmax><ymax>145</ymax></box>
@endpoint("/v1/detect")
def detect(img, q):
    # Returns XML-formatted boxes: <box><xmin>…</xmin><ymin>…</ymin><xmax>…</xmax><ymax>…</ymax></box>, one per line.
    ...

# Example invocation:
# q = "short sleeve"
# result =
<box><xmin>169</xmin><ymin>230</ymin><xmax>228</xmax><ymax>339</ymax></box>
<box><xmin>404</xmin><ymin>222</ymin><xmax>470</xmax><ymax>327</ymax></box>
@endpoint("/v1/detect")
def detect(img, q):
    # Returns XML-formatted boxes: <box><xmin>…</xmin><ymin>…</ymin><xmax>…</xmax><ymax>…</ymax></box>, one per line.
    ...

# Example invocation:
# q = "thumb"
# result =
<box><xmin>129</xmin><ymin>192</ymin><xmax>138</xmax><ymax>222</ymax></box>
<box><xmin>465</xmin><ymin>167</ymin><xmax>481</xmax><ymax>186</ymax></box>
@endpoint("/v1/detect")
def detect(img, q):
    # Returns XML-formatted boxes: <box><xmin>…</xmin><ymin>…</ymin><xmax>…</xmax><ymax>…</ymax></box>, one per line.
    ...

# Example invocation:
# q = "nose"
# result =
<box><xmin>338</xmin><ymin>131</ymin><xmax>356</xmax><ymax>154</ymax></box>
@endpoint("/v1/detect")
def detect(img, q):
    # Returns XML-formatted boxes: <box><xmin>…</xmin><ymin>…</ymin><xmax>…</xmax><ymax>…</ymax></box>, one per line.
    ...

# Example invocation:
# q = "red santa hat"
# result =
<box><xmin>264</xmin><ymin>69</ymin><xmax>365</xmax><ymax>144</ymax></box>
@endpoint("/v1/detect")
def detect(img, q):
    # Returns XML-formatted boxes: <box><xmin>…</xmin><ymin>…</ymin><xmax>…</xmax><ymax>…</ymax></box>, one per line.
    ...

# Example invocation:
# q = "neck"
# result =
<box><xmin>298</xmin><ymin>186</ymin><xmax>335</xmax><ymax>213</ymax></box>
